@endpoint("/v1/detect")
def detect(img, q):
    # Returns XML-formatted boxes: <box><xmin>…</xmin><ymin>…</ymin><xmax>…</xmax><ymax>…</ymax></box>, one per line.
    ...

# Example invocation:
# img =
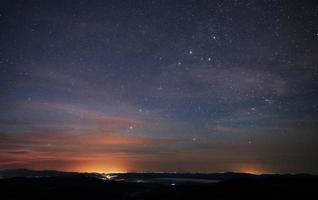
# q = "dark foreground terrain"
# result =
<box><xmin>0</xmin><ymin>170</ymin><xmax>317</xmax><ymax>200</ymax></box>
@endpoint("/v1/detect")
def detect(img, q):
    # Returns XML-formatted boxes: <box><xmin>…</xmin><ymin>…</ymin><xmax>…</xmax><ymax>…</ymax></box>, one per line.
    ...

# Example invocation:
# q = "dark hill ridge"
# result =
<box><xmin>1</xmin><ymin>169</ymin><xmax>318</xmax><ymax>199</ymax></box>
<box><xmin>0</xmin><ymin>168</ymin><xmax>80</xmax><ymax>178</ymax></box>
<box><xmin>1</xmin><ymin>168</ymin><xmax>316</xmax><ymax>180</ymax></box>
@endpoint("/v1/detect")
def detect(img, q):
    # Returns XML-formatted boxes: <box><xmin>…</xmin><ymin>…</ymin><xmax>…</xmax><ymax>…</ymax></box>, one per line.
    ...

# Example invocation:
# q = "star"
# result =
<box><xmin>265</xmin><ymin>99</ymin><xmax>273</xmax><ymax>105</ymax></box>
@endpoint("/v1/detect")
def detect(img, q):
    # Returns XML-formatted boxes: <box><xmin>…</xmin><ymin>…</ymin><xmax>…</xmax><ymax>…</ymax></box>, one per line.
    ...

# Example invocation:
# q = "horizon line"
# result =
<box><xmin>1</xmin><ymin>168</ymin><xmax>317</xmax><ymax>176</ymax></box>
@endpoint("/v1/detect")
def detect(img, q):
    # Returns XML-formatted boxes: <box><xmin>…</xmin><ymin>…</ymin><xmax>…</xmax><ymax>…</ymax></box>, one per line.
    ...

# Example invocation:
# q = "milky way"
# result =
<box><xmin>1</xmin><ymin>0</ymin><xmax>318</xmax><ymax>173</ymax></box>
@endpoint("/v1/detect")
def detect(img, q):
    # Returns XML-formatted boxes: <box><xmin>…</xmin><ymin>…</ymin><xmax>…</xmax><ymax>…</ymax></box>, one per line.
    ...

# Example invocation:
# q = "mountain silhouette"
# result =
<box><xmin>1</xmin><ymin>169</ymin><xmax>317</xmax><ymax>199</ymax></box>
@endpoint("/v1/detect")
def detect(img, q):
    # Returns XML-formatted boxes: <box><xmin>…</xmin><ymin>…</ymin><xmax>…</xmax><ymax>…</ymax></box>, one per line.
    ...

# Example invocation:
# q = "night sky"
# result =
<box><xmin>1</xmin><ymin>0</ymin><xmax>318</xmax><ymax>174</ymax></box>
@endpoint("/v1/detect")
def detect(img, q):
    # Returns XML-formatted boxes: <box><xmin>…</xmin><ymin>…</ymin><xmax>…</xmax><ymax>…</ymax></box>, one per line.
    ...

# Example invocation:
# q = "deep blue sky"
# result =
<box><xmin>0</xmin><ymin>0</ymin><xmax>318</xmax><ymax>173</ymax></box>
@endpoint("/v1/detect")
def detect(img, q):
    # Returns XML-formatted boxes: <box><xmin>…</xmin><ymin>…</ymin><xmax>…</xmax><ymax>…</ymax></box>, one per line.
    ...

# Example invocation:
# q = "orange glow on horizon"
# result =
<box><xmin>234</xmin><ymin>164</ymin><xmax>266</xmax><ymax>175</ymax></box>
<box><xmin>69</xmin><ymin>159</ymin><xmax>130</xmax><ymax>173</ymax></box>
<box><xmin>69</xmin><ymin>165</ymin><xmax>128</xmax><ymax>173</ymax></box>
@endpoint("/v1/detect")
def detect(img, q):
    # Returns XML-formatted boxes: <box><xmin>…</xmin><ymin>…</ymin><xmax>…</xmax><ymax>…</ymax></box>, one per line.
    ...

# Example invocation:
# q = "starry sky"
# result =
<box><xmin>1</xmin><ymin>0</ymin><xmax>318</xmax><ymax>174</ymax></box>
